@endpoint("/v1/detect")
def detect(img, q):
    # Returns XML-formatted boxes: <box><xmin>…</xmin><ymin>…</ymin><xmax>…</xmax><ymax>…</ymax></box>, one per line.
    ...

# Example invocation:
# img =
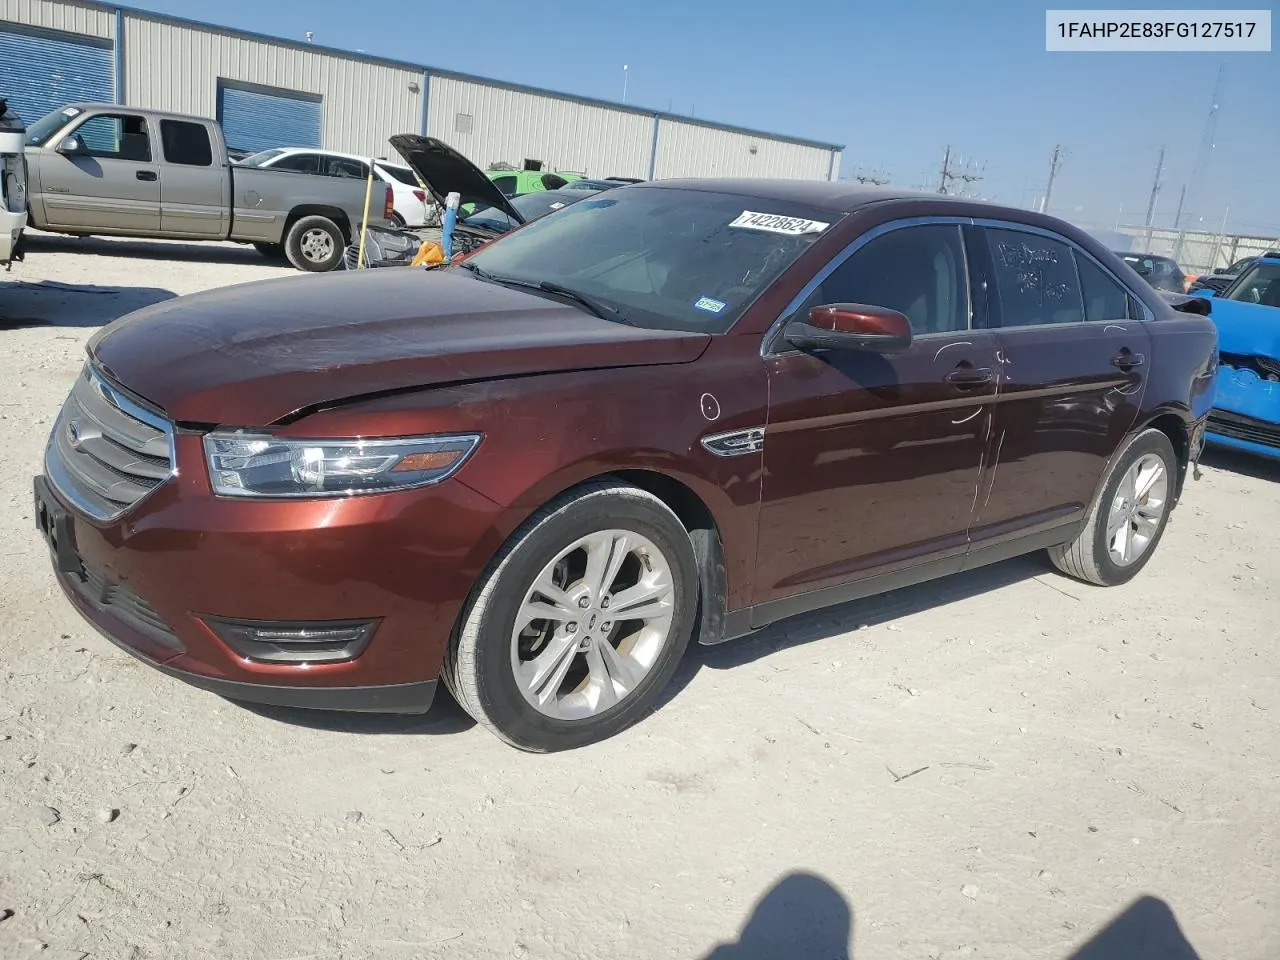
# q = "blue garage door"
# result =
<box><xmin>0</xmin><ymin>25</ymin><xmax>114</xmax><ymax>127</ymax></box>
<box><xmin>217</xmin><ymin>83</ymin><xmax>322</xmax><ymax>155</ymax></box>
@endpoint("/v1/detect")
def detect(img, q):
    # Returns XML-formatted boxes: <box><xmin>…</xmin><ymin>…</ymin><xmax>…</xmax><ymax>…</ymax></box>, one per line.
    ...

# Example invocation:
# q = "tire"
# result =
<box><xmin>1048</xmin><ymin>427</ymin><xmax>1178</xmax><ymax>586</ymax></box>
<box><xmin>443</xmin><ymin>480</ymin><xmax>698</xmax><ymax>752</ymax></box>
<box><xmin>253</xmin><ymin>242</ymin><xmax>284</xmax><ymax>260</ymax></box>
<box><xmin>388</xmin><ymin>211</ymin><xmax>407</xmax><ymax>229</ymax></box>
<box><xmin>284</xmin><ymin>215</ymin><xmax>345</xmax><ymax>272</ymax></box>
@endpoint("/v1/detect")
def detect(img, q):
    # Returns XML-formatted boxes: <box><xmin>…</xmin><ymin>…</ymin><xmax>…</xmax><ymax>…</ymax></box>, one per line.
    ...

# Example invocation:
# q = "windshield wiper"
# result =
<box><xmin>458</xmin><ymin>266</ymin><xmax>632</xmax><ymax>326</ymax></box>
<box><xmin>535</xmin><ymin>281</ymin><xmax>631</xmax><ymax>325</ymax></box>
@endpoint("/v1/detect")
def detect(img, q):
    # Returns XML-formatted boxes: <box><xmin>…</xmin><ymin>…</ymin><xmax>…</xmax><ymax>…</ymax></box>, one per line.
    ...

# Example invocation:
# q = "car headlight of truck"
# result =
<box><xmin>203</xmin><ymin>432</ymin><xmax>481</xmax><ymax>497</ymax></box>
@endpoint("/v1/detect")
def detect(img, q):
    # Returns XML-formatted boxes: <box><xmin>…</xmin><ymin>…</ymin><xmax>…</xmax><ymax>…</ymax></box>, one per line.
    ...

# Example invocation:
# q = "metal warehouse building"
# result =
<box><xmin>0</xmin><ymin>0</ymin><xmax>844</xmax><ymax>181</ymax></box>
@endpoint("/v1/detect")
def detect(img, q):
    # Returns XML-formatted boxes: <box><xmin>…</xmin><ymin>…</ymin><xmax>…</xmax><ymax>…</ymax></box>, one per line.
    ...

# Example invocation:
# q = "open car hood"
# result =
<box><xmin>389</xmin><ymin>134</ymin><xmax>525</xmax><ymax>226</ymax></box>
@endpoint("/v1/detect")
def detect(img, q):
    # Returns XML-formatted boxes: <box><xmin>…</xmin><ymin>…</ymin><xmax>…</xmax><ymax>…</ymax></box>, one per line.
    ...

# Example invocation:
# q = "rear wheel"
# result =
<box><xmin>443</xmin><ymin>480</ymin><xmax>697</xmax><ymax>752</ymax></box>
<box><xmin>388</xmin><ymin>211</ymin><xmax>407</xmax><ymax>229</ymax></box>
<box><xmin>1048</xmin><ymin>428</ymin><xmax>1177</xmax><ymax>586</ymax></box>
<box><xmin>284</xmin><ymin>216</ymin><xmax>345</xmax><ymax>272</ymax></box>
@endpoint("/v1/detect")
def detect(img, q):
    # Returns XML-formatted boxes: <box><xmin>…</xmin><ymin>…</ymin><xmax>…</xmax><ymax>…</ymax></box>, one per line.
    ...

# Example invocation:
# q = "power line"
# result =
<box><xmin>937</xmin><ymin>144</ymin><xmax>983</xmax><ymax>195</ymax></box>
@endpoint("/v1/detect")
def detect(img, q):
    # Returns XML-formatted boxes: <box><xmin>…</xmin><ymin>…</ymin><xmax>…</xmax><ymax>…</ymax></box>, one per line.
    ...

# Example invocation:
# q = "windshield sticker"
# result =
<box><xmin>694</xmin><ymin>296</ymin><xmax>727</xmax><ymax>314</ymax></box>
<box><xmin>729</xmin><ymin>211</ymin><xmax>830</xmax><ymax>236</ymax></box>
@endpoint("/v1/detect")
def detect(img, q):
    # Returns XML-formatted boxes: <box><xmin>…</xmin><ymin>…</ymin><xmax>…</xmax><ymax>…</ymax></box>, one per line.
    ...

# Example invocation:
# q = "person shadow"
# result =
<box><xmin>701</xmin><ymin>872</ymin><xmax>853</xmax><ymax>960</ymax></box>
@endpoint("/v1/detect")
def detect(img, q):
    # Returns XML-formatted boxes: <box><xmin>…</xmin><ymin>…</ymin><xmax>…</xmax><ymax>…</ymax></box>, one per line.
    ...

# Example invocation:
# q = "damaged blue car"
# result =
<box><xmin>1194</xmin><ymin>254</ymin><xmax>1280</xmax><ymax>460</ymax></box>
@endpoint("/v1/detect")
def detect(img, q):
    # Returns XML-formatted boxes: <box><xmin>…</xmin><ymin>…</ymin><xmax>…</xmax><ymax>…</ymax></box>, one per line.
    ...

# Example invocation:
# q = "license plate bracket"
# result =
<box><xmin>33</xmin><ymin>475</ymin><xmax>81</xmax><ymax>575</ymax></box>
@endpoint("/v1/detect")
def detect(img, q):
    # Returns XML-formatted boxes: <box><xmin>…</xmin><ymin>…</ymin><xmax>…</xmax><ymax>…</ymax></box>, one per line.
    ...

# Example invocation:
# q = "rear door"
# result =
<box><xmin>41</xmin><ymin>111</ymin><xmax>160</xmax><ymax>233</ymax></box>
<box><xmin>754</xmin><ymin>220</ymin><xmax>1000</xmax><ymax>609</ymax></box>
<box><xmin>967</xmin><ymin>222</ymin><xmax>1151</xmax><ymax>552</ymax></box>
<box><xmin>157</xmin><ymin>119</ymin><xmax>228</xmax><ymax>238</ymax></box>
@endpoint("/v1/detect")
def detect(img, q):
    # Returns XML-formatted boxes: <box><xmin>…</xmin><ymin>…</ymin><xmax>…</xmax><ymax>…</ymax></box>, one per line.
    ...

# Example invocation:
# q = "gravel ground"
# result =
<box><xmin>2</xmin><ymin>234</ymin><xmax>1278</xmax><ymax>960</ymax></box>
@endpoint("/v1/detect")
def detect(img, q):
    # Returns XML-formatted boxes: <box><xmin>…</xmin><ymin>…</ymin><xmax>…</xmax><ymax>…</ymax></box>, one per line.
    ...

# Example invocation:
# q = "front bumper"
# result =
<box><xmin>36</xmin><ymin>430</ymin><xmax>509</xmax><ymax>713</ymax></box>
<box><xmin>1205</xmin><ymin>365</ymin><xmax>1280</xmax><ymax>461</ymax></box>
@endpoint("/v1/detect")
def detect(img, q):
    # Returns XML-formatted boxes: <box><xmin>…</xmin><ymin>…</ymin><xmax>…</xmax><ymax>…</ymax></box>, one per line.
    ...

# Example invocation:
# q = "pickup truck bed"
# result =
<box><xmin>22</xmin><ymin>103</ymin><xmax>391</xmax><ymax>271</ymax></box>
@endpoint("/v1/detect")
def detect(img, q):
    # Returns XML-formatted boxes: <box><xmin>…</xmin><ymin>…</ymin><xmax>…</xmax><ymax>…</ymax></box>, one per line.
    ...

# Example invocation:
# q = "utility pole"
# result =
<box><xmin>1040</xmin><ymin>144</ymin><xmax>1063</xmax><ymax>214</ymax></box>
<box><xmin>1172</xmin><ymin>184</ymin><xmax>1189</xmax><ymax>261</ymax></box>
<box><xmin>938</xmin><ymin>145</ymin><xmax>982</xmax><ymax>195</ymax></box>
<box><xmin>622</xmin><ymin>64</ymin><xmax>628</xmax><ymax>104</ymax></box>
<box><xmin>1144</xmin><ymin>146</ymin><xmax>1165</xmax><ymax>251</ymax></box>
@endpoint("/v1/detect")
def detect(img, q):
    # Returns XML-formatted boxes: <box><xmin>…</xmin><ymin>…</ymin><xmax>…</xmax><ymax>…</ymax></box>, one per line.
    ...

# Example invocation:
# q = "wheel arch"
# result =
<box><xmin>461</xmin><ymin>465</ymin><xmax>733</xmax><ymax>648</ymax></box>
<box><xmin>285</xmin><ymin>206</ymin><xmax>352</xmax><ymax>243</ymax></box>
<box><xmin>1133</xmin><ymin>407</ymin><xmax>1193</xmax><ymax>507</ymax></box>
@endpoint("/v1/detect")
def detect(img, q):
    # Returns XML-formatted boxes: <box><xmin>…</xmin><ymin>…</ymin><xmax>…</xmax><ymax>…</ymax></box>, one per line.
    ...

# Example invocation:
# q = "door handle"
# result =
<box><xmin>136</xmin><ymin>170</ymin><xmax>157</xmax><ymax>181</ymax></box>
<box><xmin>945</xmin><ymin>367</ymin><xmax>993</xmax><ymax>388</ymax></box>
<box><xmin>1111</xmin><ymin>351</ymin><xmax>1146</xmax><ymax>369</ymax></box>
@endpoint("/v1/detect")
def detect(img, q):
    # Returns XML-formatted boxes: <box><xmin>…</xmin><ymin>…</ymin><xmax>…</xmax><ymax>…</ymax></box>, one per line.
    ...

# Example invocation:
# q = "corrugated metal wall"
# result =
<box><xmin>0</xmin><ymin>0</ymin><xmax>113</xmax><ymax>39</ymax></box>
<box><xmin>121</xmin><ymin>13</ymin><xmax>423</xmax><ymax>158</ymax></box>
<box><xmin>1</xmin><ymin>4</ymin><xmax>842</xmax><ymax>181</ymax></box>
<box><xmin>428</xmin><ymin>76</ymin><xmax>653</xmax><ymax>180</ymax></box>
<box><xmin>653</xmin><ymin>118</ymin><xmax>836</xmax><ymax>181</ymax></box>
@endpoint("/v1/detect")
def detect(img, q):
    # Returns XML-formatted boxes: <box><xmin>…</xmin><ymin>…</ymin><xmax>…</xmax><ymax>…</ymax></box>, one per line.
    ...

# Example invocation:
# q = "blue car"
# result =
<box><xmin>1193</xmin><ymin>255</ymin><xmax>1280</xmax><ymax>460</ymax></box>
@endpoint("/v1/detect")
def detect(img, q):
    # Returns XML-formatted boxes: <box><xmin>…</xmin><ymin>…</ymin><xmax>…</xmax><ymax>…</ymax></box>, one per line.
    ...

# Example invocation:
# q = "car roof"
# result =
<box><xmin>634</xmin><ymin>178</ymin><xmax>1007</xmax><ymax>215</ymax></box>
<box><xmin>267</xmin><ymin>146</ymin><xmax>409</xmax><ymax>168</ymax></box>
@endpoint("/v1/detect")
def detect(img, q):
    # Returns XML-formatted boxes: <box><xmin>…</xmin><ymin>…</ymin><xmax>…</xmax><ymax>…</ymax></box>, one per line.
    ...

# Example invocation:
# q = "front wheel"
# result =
<box><xmin>443</xmin><ymin>480</ymin><xmax>698</xmax><ymax>752</ymax></box>
<box><xmin>1048</xmin><ymin>427</ymin><xmax>1177</xmax><ymax>586</ymax></box>
<box><xmin>284</xmin><ymin>215</ymin><xmax>345</xmax><ymax>272</ymax></box>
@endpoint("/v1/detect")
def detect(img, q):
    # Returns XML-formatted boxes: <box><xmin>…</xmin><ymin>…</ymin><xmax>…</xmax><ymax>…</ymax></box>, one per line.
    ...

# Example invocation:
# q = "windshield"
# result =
<box><xmin>237</xmin><ymin>148</ymin><xmax>288</xmax><ymax>167</ymax></box>
<box><xmin>379</xmin><ymin>163</ymin><xmax>420</xmax><ymax>186</ymax></box>
<box><xmin>510</xmin><ymin>191</ymin><xmax>584</xmax><ymax>220</ymax></box>
<box><xmin>464</xmin><ymin>186</ymin><xmax>838</xmax><ymax>333</ymax></box>
<box><xmin>1224</xmin><ymin>262</ymin><xmax>1280</xmax><ymax>307</ymax></box>
<box><xmin>24</xmin><ymin>107</ymin><xmax>81</xmax><ymax>146</ymax></box>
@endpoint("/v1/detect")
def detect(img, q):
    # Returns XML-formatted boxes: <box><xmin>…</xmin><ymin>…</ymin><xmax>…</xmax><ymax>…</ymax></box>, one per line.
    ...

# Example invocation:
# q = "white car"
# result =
<box><xmin>1</xmin><ymin>97</ymin><xmax>27</xmax><ymax>267</ymax></box>
<box><xmin>237</xmin><ymin>147</ymin><xmax>438</xmax><ymax>228</ymax></box>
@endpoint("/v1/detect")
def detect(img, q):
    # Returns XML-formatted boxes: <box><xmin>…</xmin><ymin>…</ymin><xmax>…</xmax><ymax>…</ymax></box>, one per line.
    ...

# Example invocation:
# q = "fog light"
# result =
<box><xmin>203</xmin><ymin>617</ymin><xmax>378</xmax><ymax>664</ymax></box>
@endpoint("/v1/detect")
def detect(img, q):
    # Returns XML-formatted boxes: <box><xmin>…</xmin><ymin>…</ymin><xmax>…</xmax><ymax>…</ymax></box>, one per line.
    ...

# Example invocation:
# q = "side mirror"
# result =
<box><xmin>56</xmin><ymin>135</ymin><xmax>84</xmax><ymax>155</ymax></box>
<box><xmin>785</xmin><ymin>303</ymin><xmax>913</xmax><ymax>354</ymax></box>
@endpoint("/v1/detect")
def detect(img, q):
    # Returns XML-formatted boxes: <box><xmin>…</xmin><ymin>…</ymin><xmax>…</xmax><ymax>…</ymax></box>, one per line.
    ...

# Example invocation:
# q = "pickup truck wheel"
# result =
<box><xmin>285</xmin><ymin>216</ymin><xmax>344</xmax><ymax>272</ymax></box>
<box><xmin>1048</xmin><ymin>428</ymin><xmax>1177</xmax><ymax>587</ymax></box>
<box><xmin>442</xmin><ymin>480</ymin><xmax>697</xmax><ymax>752</ymax></box>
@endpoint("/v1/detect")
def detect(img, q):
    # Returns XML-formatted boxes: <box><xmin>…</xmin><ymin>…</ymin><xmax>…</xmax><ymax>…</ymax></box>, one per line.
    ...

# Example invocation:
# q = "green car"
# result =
<box><xmin>486</xmin><ymin>169</ymin><xmax>583</xmax><ymax>197</ymax></box>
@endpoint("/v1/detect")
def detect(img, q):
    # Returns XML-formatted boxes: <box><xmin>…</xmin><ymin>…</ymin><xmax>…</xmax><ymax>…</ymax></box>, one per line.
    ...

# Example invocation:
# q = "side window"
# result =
<box><xmin>324</xmin><ymin>157</ymin><xmax>369</xmax><ymax>179</ymax></box>
<box><xmin>986</xmin><ymin>228</ymin><xmax>1084</xmax><ymax>327</ymax></box>
<box><xmin>1075</xmin><ymin>252</ymin><xmax>1130</xmax><ymax>322</ymax></box>
<box><xmin>74</xmin><ymin>114</ymin><xmax>152</xmax><ymax>162</ymax></box>
<box><xmin>801</xmin><ymin>223</ymin><xmax>969</xmax><ymax>335</ymax></box>
<box><xmin>491</xmin><ymin>175</ymin><xmax>517</xmax><ymax>197</ymax></box>
<box><xmin>271</xmin><ymin>153</ymin><xmax>320</xmax><ymax>174</ymax></box>
<box><xmin>159</xmin><ymin>120</ymin><xmax>213</xmax><ymax>167</ymax></box>
<box><xmin>541</xmin><ymin>173</ymin><xmax>567</xmax><ymax>190</ymax></box>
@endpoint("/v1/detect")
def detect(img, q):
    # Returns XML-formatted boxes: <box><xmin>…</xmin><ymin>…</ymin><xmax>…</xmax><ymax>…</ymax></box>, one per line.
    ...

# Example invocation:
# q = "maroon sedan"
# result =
<box><xmin>34</xmin><ymin>181</ymin><xmax>1217</xmax><ymax>751</ymax></box>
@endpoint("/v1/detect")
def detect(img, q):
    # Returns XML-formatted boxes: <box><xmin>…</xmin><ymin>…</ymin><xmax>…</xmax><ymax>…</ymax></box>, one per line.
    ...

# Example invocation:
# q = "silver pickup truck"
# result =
<box><xmin>23</xmin><ymin>103</ymin><xmax>392</xmax><ymax>271</ymax></box>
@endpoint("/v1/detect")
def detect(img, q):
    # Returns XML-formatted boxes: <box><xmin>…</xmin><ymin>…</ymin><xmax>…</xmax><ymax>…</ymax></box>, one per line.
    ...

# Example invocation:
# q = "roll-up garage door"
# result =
<box><xmin>217</xmin><ymin>83</ymin><xmax>322</xmax><ymax>155</ymax></box>
<box><xmin>0</xmin><ymin>25</ymin><xmax>114</xmax><ymax>127</ymax></box>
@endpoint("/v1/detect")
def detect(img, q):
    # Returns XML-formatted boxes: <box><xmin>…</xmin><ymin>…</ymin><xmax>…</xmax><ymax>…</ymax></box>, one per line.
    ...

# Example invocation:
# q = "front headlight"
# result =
<box><xmin>203</xmin><ymin>432</ymin><xmax>481</xmax><ymax>498</ymax></box>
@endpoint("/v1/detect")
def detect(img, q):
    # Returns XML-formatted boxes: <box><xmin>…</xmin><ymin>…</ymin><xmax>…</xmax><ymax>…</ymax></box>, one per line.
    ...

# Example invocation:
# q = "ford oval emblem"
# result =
<box><xmin>66</xmin><ymin>419</ymin><xmax>83</xmax><ymax>449</ymax></box>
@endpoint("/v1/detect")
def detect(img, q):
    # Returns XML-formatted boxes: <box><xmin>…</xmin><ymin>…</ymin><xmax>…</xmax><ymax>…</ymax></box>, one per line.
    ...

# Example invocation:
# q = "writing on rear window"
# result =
<box><xmin>730</xmin><ymin>211</ymin><xmax>830</xmax><ymax>236</ymax></box>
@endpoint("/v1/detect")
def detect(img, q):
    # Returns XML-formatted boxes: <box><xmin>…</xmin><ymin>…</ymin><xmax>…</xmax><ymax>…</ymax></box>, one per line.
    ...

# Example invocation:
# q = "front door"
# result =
<box><xmin>40</xmin><ymin>111</ymin><xmax>161</xmax><ymax>233</ymax></box>
<box><xmin>967</xmin><ymin>224</ymin><xmax>1151</xmax><ymax>548</ymax></box>
<box><xmin>754</xmin><ymin>221</ymin><xmax>999</xmax><ymax>612</ymax></box>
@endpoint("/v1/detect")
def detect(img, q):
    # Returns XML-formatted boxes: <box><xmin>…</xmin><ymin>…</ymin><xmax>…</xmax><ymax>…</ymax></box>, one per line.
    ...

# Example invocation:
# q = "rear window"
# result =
<box><xmin>160</xmin><ymin>120</ymin><xmax>213</xmax><ymax>166</ymax></box>
<box><xmin>379</xmin><ymin>164</ymin><xmax>419</xmax><ymax>186</ymax></box>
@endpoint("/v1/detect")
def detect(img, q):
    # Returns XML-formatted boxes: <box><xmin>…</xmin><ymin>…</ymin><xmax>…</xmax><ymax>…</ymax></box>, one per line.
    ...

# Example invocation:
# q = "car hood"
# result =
<box><xmin>88</xmin><ymin>269</ymin><xmax>711</xmax><ymax>425</ymax></box>
<box><xmin>389</xmin><ymin>134</ymin><xmax>525</xmax><ymax>226</ymax></box>
<box><xmin>1196</xmin><ymin>294</ymin><xmax>1280</xmax><ymax>360</ymax></box>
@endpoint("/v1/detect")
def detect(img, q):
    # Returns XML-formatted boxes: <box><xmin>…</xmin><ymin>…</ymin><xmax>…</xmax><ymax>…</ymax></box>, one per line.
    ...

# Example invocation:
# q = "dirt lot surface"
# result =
<box><xmin>2</xmin><ymin>234</ymin><xmax>1278</xmax><ymax>960</ymax></box>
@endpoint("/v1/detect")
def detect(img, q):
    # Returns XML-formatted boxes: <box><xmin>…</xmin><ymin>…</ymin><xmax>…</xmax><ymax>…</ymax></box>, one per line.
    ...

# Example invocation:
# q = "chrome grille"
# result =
<box><xmin>45</xmin><ymin>365</ymin><xmax>174</xmax><ymax>521</ymax></box>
